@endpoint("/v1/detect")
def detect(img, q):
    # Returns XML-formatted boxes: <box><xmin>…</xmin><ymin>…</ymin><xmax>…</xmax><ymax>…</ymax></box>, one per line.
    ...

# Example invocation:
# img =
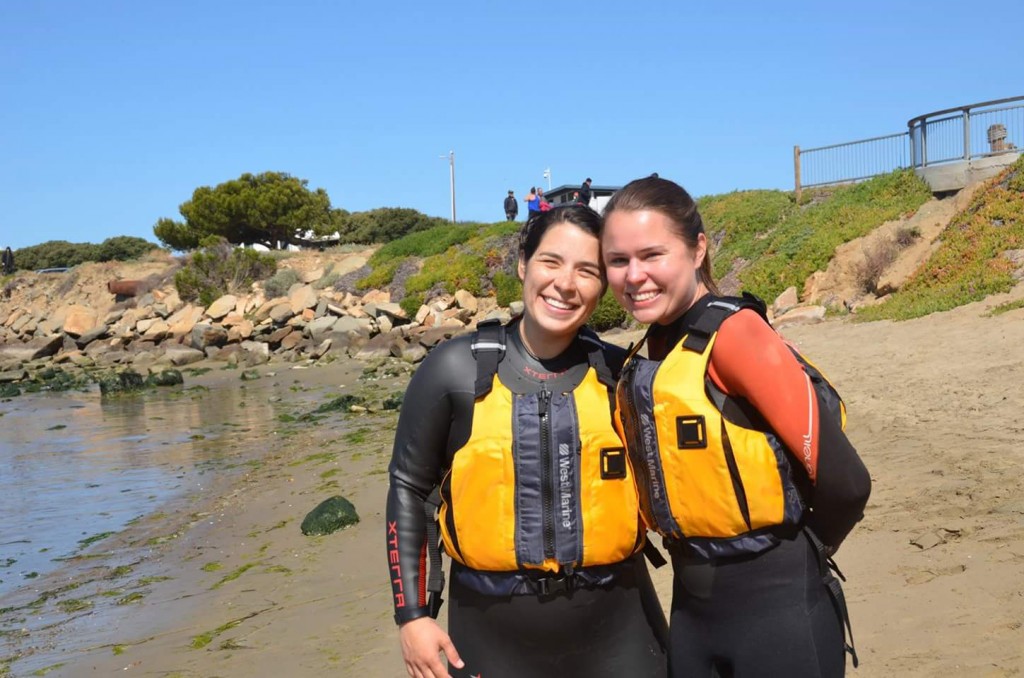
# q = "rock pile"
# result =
<box><xmin>0</xmin><ymin>274</ymin><xmax>522</xmax><ymax>379</ymax></box>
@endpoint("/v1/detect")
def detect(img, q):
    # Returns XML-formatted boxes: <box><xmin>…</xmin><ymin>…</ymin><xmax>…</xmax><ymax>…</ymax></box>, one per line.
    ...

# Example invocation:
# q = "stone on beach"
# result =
<box><xmin>300</xmin><ymin>495</ymin><xmax>360</xmax><ymax>536</ymax></box>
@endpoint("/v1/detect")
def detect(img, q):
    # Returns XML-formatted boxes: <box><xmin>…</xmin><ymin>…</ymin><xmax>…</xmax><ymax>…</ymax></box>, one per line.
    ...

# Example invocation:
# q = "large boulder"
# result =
<box><xmin>63</xmin><ymin>306</ymin><xmax>99</xmax><ymax>338</ymax></box>
<box><xmin>300</xmin><ymin>496</ymin><xmax>360</xmax><ymax>536</ymax></box>
<box><xmin>288</xmin><ymin>285</ymin><xmax>318</xmax><ymax>314</ymax></box>
<box><xmin>0</xmin><ymin>334</ymin><xmax>64</xmax><ymax>361</ymax></box>
<box><xmin>206</xmin><ymin>295</ymin><xmax>238</xmax><ymax>320</ymax></box>
<box><xmin>162</xmin><ymin>345</ymin><xmax>206</xmax><ymax>366</ymax></box>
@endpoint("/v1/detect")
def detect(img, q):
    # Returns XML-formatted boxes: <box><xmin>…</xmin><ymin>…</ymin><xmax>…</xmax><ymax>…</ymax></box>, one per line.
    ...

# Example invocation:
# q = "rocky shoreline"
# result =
<box><xmin>0</xmin><ymin>253</ymin><xmax>526</xmax><ymax>395</ymax></box>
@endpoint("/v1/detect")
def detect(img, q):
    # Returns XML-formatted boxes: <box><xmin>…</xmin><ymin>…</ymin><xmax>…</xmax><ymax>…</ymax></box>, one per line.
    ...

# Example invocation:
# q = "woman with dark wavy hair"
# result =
<box><xmin>386</xmin><ymin>205</ymin><xmax>667</xmax><ymax>678</ymax></box>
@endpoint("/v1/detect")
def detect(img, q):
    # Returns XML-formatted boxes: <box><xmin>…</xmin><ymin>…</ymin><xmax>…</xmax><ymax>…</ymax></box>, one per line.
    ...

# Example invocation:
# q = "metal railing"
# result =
<box><xmin>794</xmin><ymin>95</ymin><xmax>1024</xmax><ymax>199</ymax></box>
<box><xmin>909</xmin><ymin>96</ymin><xmax>1024</xmax><ymax>167</ymax></box>
<box><xmin>794</xmin><ymin>132</ymin><xmax>910</xmax><ymax>193</ymax></box>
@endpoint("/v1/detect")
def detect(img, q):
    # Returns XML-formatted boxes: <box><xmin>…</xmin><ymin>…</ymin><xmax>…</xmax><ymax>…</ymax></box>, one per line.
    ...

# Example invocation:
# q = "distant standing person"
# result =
<box><xmin>525</xmin><ymin>187</ymin><xmax>541</xmax><ymax>222</ymax></box>
<box><xmin>1</xmin><ymin>247</ymin><xmax>13</xmax><ymax>275</ymax></box>
<box><xmin>538</xmin><ymin>187</ymin><xmax>552</xmax><ymax>212</ymax></box>
<box><xmin>504</xmin><ymin>190</ymin><xmax>519</xmax><ymax>221</ymax></box>
<box><xmin>578</xmin><ymin>178</ymin><xmax>593</xmax><ymax>207</ymax></box>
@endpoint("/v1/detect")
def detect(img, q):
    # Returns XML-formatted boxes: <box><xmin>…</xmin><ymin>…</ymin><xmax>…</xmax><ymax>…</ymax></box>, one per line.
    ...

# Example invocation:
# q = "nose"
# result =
<box><xmin>552</xmin><ymin>266</ymin><xmax>577</xmax><ymax>293</ymax></box>
<box><xmin>625</xmin><ymin>258</ymin><xmax>645</xmax><ymax>286</ymax></box>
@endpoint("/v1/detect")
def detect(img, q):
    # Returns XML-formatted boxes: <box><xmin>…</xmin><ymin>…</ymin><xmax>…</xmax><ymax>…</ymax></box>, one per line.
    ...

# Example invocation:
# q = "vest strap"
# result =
<box><xmin>804</xmin><ymin>527</ymin><xmax>859</xmax><ymax>668</ymax></box>
<box><xmin>681</xmin><ymin>293</ymin><xmax>770</xmax><ymax>354</ymax></box>
<box><xmin>471</xmin><ymin>319</ymin><xmax>506</xmax><ymax>398</ymax></box>
<box><xmin>423</xmin><ymin>487</ymin><xmax>446</xmax><ymax>618</ymax></box>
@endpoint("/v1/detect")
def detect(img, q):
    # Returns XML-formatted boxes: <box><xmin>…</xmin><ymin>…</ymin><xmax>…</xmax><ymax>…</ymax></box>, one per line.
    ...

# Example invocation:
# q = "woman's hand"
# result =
<box><xmin>399</xmin><ymin>616</ymin><xmax>464</xmax><ymax>678</ymax></box>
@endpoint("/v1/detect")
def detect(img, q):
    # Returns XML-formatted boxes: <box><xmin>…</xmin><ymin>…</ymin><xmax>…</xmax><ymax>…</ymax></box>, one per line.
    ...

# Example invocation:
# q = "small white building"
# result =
<box><xmin>543</xmin><ymin>184</ymin><xmax>620</xmax><ymax>214</ymax></box>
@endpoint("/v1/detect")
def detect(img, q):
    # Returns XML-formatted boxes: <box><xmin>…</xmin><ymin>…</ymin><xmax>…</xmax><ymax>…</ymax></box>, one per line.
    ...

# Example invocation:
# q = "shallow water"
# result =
<box><xmin>0</xmin><ymin>372</ymin><xmax>330</xmax><ymax>601</ymax></box>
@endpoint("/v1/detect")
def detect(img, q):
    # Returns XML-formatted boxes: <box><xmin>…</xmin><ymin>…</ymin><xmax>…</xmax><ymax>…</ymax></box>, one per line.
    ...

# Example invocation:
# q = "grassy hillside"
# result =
<box><xmin>349</xmin><ymin>164</ymin><xmax>1023</xmax><ymax>327</ymax></box>
<box><xmin>701</xmin><ymin>170</ymin><xmax>933</xmax><ymax>302</ymax></box>
<box><xmin>856</xmin><ymin>155</ymin><xmax>1024</xmax><ymax>321</ymax></box>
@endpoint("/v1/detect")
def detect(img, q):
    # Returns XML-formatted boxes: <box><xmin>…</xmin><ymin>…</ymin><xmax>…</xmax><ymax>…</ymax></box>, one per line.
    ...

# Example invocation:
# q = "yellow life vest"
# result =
<box><xmin>439</xmin><ymin>323</ymin><xmax>643</xmax><ymax>573</ymax></box>
<box><xmin>616</xmin><ymin>296</ymin><xmax>813</xmax><ymax>560</ymax></box>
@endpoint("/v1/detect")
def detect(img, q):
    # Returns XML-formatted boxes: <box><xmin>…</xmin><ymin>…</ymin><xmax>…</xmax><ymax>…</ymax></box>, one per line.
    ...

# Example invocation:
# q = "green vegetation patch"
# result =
<box><xmin>190</xmin><ymin>618</ymin><xmax>244</xmax><ymax>649</ymax></box>
<box><xmin>13</xmin><ymin>236</ymin><xmax>158</xmax><ymax>272</ymax></box>
<box><xmin>986</xmin><ymin>298</ymin><xmax>1024</xmax><ymax>316</ymax></box>
<box><xmin>211</xmin><ymin>563</ymin><xmax>257</xmax><ymax>589</ymax></box>
<box><xmin>368</xmin><ymin>223</ymin><xmax>478</xmax><ymax>266</ymax></box>
<box><xmin>56</xmin><ymin>598</ymin><xmax>93</xmax><ymax>613</ymax></box>
<box><xmin>857</xmin><ymin>157</ymin><xmax>1024</xmax><ymax>321</ymax></box>
<box><xmin>701</xmin><ymin>189</ymin><xmax>798</xmax><ymax>282</ymax></box>
<box><xmin>731</xmin><ymin>170</ymin><xmax>932</xmax><ymax>302</ymax></box>
<box><xmin>31</xmin><ymin>662</ymin><xmax>66</xmax><ymax>676</ymax></box>
<box><xmin>78</xmin><ymin>531</ymin><xmax>115</xmax><ymax>549</ymax></box>
<box><xmin>175</xmin><ymin>236</ymin><xmax>277</xmax><ymax>306</ymax></box>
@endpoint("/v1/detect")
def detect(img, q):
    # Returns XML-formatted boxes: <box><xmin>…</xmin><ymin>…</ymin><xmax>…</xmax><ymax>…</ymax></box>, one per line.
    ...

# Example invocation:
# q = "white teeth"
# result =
<box><xmin>544</xmin><ymin>297</ymin><xmax>574</xmax><ymax>310</ymax></box>
<box><xmin>631</xmin><ymin>290</ymin><xmax>659</xmax><ymax>302</ymax></box>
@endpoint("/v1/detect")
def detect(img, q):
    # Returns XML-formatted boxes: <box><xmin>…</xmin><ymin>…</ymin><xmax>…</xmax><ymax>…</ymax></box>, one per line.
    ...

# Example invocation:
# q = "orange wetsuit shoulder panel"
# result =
<box><xmin>707</xmin><ymin>309</ymin><xmax>819</xmax><ymax>483</ymax></box>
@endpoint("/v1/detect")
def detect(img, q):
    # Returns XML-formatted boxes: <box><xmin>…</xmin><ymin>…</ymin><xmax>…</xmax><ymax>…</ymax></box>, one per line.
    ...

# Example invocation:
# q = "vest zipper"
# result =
<box><xmin>539</xmin><ymin>388</ymin><xmax>555</xmax><ymax>560</ymax></box>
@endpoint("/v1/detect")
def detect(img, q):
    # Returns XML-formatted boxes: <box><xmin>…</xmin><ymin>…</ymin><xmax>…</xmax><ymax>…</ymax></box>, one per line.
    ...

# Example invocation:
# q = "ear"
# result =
<box><xmin>517</xmin><ymin>255</ymin><xmax>526</xmax><ymax>282</ymax></box>
<box><xmin>694</xmin><ymin>233</ymin><xmax>707</xmax><ymax>269</ymax></box>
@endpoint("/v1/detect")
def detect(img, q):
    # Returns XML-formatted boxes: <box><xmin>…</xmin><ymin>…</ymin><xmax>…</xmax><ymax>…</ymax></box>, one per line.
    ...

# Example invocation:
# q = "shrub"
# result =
<box><xmin>399</xmin><ymin>293</ymin><xmax>425</xmax><ymax>318</ymax></box>
<box><xmin>335</xmin><ymin>208</ymin><xmax>449</xmax><ymax>244</ymax></box>
<box><xmin>855</xmin><ymin>239</ymin><xmax>899</xmax><ymax>294</ymax></box>
<box><xmin>894</xmin><ymin>226</ymin><xmax>921</xmax><ymax>248</ymax></box>
<box><xmin>96</xmin><ymin>236</ymin><xmax>161</xmax><ymax>262</ymax></box>
<box><xmin>263</xmin><ymin>268</ymin><xmax>301</xmax><ymax>298</ymax></box>
<box><xmin>588</xmin><ymin>291</ymin><xmax>628</xmax><ymax>331</ymax></box>
<box><xmin>492</xmin><ymin>271</ymin><xmax>522</xmax><ymax>308</ymax></box>
<box><xmin>13</xmin><ymin>237</ymin><xmax>159</xmax><ymax>271</ymax></box>
<box><xmin>312</xmin><ymin>263</ymin><xmax>339</xmax><ymax>290</ymax></box>
<box><xmin>368</xmin><ymin>223</ymin><xmax>476</xmax><ymax>265</ymax></box>
<box><xmin>174</xmin><ymin>238</ymin><xmax>277</xmax><ymax>306</ymax></box>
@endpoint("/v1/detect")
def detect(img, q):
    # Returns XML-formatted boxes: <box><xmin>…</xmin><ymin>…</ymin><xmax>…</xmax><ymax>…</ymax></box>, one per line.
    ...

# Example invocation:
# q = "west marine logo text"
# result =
<box><xmin>558</xmin><ymin>442</ymin><xmax>573</xmax><ymax>528</ymax></box>
<box><xmin>639</xmin><ymin>412</ymin><xmax>662</xmax><ymax>500</ymax></box>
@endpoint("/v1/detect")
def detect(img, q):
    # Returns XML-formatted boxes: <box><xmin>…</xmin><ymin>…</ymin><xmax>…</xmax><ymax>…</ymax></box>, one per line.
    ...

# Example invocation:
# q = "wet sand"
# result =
<box><xmin>3</xmin><ymin>287</ymin><xmax>1024</xmax><ymax>676</ymax></box>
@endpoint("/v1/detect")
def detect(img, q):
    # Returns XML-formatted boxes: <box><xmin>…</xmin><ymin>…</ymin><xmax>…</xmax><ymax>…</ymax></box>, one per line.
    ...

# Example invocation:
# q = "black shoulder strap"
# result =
<box><xmin>423</xmin><ymin>487</ymin><xmax>445</xmax><ymax>618</ymax></box>
<box><xmin>681</xmin><ymin>292</ymin><xmax>769</xmax><ymax>354</ymax></box>
<box><xmin>471</xmin><ymin>319</ymin><xmax>506</xmax><ymax>398</ymax></box>
<box><xmin>577</xmin><ymin>327</ymin><xmax>616</xmax><ymax>389</ymax></box>
<box><xmin>578</xmin><ymin>326</ymin><xmax>619</xmax><ymax>415</ymax></box>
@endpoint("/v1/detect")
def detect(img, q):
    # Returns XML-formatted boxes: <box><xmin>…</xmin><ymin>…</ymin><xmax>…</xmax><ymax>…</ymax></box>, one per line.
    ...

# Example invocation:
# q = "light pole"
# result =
<box><xmin>440</xmin><ymin>151</ymin><xmax>456</xmax><ymax>223</ymax></box>
<box><xmin>543</xmin><ymin>167</ymin><xmax>551</xmax><ymax>191</ymax></box>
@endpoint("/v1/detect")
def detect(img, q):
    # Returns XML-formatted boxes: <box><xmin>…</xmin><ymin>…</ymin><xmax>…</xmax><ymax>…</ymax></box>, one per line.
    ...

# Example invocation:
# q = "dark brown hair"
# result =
<box><xmin>602</xmin><ymin>176</ymin><xmax>719</xmax><ymax>295</ymax></box>
<box><xmin>519</xmin><ymin>204</ymin><xmax>602</xmax><ymax>262</ymax></box>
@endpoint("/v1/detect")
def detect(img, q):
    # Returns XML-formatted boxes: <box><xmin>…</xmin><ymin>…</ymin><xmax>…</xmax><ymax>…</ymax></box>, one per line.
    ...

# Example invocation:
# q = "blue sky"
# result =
<box><xmin>1</xmin><ymin>0</ymin><xmax>1020</xmax><ymax>250</ymax></box>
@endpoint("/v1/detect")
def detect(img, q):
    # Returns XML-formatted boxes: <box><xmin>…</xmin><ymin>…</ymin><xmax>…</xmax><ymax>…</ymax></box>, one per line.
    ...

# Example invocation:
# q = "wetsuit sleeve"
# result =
<box><xmin>708</xmin><ymin>310</ymin><xmax>871</xmax><ymax>551</ymax></box>
<box><xmin>385</xmin><ymin>338</ymin><xmax>473</xmax><ymax>624</ymax></box>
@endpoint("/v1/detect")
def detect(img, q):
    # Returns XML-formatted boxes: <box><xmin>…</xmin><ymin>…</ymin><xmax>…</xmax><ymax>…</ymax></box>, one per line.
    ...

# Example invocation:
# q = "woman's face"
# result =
<box><xmin>602</xmin><ymin>209</ymin><xmax>706</xmax><ymax>325</ymax></box>
<box><xmin>518</xmin><ymin>221</ymin><xmax>604</xmax><ymax>344</ymax></box>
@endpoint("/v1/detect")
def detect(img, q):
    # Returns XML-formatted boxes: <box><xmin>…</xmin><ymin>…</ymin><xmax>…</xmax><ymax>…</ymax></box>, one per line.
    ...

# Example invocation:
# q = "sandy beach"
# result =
<box><xmin>4</xmin><ymin>285</ymin><xmax>1024</xmax><ymax>677</ymax></box>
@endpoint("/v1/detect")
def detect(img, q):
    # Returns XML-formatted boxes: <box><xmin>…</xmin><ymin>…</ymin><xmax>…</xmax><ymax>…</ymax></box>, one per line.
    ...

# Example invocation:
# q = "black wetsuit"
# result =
<box><xmin>642</xmin><ymin>298</ymin><xmax>872</xmax><ymax>678</ymax></box>
<box><xmin>386</xmin><ymin>321</ymin><xmax>668</xmax><ymax>678</ymax></box>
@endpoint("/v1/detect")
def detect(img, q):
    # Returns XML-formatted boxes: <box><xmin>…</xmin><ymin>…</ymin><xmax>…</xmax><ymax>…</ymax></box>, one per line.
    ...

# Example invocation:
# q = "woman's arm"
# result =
<box><xmin>386</xmin><ymin>338</ymin><xmax>475</xmax><ymax>676</ymax></box>
<box><xmin>386</xmin><ymin>338</ymin><xmax>472</xmax><ymax>623</ymax></box>
<box><xmin>708</xmin><ymin>310</ymin><xmax>870</xmax><ymax>550</ymax></box>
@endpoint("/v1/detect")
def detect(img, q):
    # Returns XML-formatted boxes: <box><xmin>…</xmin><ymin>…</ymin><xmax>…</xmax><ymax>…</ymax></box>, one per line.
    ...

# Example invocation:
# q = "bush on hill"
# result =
<box><xmin>13</xmin><ymin>237</ymin><xmax>160</xmax><ymax>271</ymax></box>
<box><xmin>856</xmin><ymin>156</ymin><xmax>1024</xmax><ymax>321</ymax></box>
<box><xmin>174</xmin><ymin>237</ymin><xmax>277</xmax><ymax>307</ymax></box>
<box><xmin>335</xmin><ymin>208</ymin><xmax>451</xmax><ymax>245</ymax></box>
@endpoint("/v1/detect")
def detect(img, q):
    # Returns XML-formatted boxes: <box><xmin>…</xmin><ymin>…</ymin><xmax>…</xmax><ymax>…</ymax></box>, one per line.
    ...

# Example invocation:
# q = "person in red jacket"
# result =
<box><xmin>601</xmin><ymin>175</ymin><xmax>871</xmax><ymax>678</ymax></box>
